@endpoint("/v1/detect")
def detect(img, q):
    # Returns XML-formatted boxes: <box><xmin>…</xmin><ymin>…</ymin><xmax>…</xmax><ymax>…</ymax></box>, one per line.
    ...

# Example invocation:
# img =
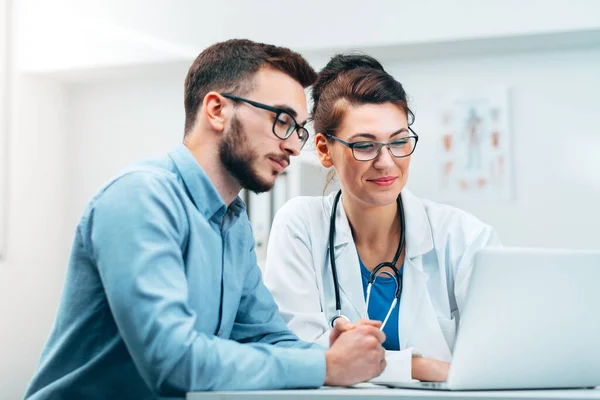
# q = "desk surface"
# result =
<box><xmin>187</xmin><ymin>384</ymin><xmax>600</xmax><ymax>400</ymax></box>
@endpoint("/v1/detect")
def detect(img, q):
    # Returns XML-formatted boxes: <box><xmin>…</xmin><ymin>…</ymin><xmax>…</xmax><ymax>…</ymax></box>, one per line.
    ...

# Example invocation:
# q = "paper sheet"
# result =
<box><xmin>370</xmin><ymin>349</ymin><xmax>418</xmax><ymax>385</ymax></box>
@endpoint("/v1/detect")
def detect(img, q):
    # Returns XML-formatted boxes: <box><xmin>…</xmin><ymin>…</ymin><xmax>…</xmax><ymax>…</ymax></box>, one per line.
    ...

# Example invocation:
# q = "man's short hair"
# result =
<box><xmin>184</xmin><ymin>39</ymin><xmax>317</xmax><ymax>136</ymax></box>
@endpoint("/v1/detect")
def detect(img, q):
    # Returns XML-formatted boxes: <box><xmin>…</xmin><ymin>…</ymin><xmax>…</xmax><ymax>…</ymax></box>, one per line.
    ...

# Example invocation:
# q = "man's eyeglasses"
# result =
<box><xmin>325</xmin><ymin>129</ymin><xmax>419</xmax><ymax>161</ymax></box>
<box><xmin>221</xmin><ymin>94</ymin><xmax>309</xmax><ymax>149</ymax></box>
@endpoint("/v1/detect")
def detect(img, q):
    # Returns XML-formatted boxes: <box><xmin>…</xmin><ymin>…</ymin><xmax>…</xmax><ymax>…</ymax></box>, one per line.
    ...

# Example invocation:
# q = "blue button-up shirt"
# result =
<box><xmin>25</xmin><ymin>144</ymin><xmax>325</xmax><ymax>399</ymax></box>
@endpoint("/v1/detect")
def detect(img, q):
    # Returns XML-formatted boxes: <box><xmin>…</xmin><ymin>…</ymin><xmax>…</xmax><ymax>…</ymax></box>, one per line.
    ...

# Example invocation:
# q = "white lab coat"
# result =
<box><xmin>263</xmin><ymin>189</ymin><xmax>501</xmax><ymax>377</ymax></box>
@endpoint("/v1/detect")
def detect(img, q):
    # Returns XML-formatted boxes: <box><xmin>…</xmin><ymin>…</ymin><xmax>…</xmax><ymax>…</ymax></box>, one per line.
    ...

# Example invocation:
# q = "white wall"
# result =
<box><xmin>0</xmin><ymin>74</ymin><xmax>69</xmax><ymax>399</ymax></box>
<box><xmin>1</xmin><ymin>4</ymin><xmax>70</xmax><ymax>398</ymax></box>
<box><xmin>392</xmin><ymin>48</ymin><xmax>600</xmax><ymax>249</ymax></box>
<box><xmin>66</xmin><ymin>68</ymin><xmax>186</xmax><ymax>228</ymax></box>
<box><xmin>15</xmin><ymin>0</ymin><xmax>600</xmax><ymax>74</ymax></box>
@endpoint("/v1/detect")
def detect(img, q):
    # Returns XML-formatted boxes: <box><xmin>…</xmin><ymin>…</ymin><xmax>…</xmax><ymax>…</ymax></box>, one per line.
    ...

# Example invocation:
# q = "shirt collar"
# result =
<box><xmin>168</xmin><ymin>143</ymin><xmax>241</xmax><ymax>220</ymax></box>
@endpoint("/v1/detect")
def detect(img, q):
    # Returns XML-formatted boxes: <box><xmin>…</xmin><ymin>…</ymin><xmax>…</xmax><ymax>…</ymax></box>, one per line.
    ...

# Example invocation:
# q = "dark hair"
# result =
<box><xmin>311</xmin><ymin>53</ymin><xmax>414</xmax><ymax>137</ymax></box>
<box><xmin>311</xmin><ymin>54</ymin><xmax>414</xmax><ymax>192</ymax></box>
<box><xmin>184</xmin><ymin>39</ymin><xmax>317</xmax><ymax>136</ymax></box>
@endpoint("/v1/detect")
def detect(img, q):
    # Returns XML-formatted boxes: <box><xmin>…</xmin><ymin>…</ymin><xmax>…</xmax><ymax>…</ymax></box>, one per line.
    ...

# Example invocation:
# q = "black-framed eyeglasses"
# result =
<box><xmin>221</xmin><ymin>94</ymin><xmax>309</xmax><ymax>149</ymax></box>
<box><xmin>325</xmin><ymin>128</ymin><xmax>419</xmax><ymax>161</ymax></box>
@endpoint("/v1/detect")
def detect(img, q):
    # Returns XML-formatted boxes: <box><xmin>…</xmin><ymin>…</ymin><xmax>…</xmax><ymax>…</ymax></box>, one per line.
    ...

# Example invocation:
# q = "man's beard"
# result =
<box><xmin>219</xmin><ymin>115</ymin><xmax>276</xmax><ymax>194</ymax></box>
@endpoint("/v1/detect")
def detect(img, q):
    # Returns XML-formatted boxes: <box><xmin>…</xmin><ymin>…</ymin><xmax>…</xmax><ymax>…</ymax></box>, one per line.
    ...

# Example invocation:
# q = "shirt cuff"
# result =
<box><xmin>279</xmin><ymin>347</ymin><xmax>326</xmax><ymax>388</ymax></box>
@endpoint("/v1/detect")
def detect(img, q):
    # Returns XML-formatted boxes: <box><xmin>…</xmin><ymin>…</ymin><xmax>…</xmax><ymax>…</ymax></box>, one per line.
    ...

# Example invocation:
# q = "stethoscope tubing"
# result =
<box><xmin>328</xmin><ymin>190</ymin><xmax>406</xmax><ymax>328</ymax></box>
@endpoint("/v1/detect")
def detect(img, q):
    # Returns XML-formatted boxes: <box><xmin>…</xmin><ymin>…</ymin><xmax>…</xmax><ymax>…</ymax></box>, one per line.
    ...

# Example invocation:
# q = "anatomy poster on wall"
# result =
<box><xmin>436</xmin><ymin>89</ymin><xmax>513</xmax><ymax>201</ymax></box>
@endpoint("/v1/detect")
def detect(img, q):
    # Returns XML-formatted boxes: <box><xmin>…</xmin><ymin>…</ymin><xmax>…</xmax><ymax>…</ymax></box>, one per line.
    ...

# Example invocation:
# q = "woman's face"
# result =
<box><xmin>317</xmin><ymin>102</ymin><xmax>413</xmax><ymax>209</ymax></box>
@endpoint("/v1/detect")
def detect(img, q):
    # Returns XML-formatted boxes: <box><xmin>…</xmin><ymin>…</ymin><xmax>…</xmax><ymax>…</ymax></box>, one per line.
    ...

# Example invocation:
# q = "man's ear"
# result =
<box><xmin>315</xmin><ymin>133</ymin><xmax>334</xmax><ymax>168</ymax></box>
<box><xmin>202</xmin><ymin>92</ymin><xmax>229</xmax><ymax>133</ymax></box>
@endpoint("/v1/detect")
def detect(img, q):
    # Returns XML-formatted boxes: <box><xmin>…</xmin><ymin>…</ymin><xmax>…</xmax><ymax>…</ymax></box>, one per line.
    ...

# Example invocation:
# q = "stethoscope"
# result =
<box><xmin>328</xmin><ymin>189</ymin><xmax>405</xmax><ymax>330</ymax></box>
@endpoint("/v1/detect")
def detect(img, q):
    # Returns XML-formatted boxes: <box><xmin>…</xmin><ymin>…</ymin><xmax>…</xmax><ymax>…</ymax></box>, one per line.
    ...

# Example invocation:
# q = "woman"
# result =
<box><xmin>263</xmin><ymin>54</ymin><xmax>501</xmax><ymax>382</ymax></box>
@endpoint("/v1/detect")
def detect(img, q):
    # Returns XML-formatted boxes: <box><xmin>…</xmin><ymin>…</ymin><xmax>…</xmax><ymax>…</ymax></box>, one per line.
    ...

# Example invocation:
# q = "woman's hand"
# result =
<box><xmin>411</xmin><ymin>357</ymin><xmax>451</xmax><ymax>382</ymax></box>
<box><xmin>329</xmin><ymin>318</ymin><xmax>382</xmax><ymax>347</ymax></box>
<box><xmin>324</xmin><ymin>320</ymin><xmax>387</xmax><ymax>386</ymax></box>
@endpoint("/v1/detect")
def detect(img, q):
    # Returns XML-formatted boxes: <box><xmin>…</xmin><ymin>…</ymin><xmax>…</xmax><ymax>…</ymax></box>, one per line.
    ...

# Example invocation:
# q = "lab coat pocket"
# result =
<box><xmin>437</xmin><ymin>317</ymin><xmax>457</xmax><ymax>351</ymax></box>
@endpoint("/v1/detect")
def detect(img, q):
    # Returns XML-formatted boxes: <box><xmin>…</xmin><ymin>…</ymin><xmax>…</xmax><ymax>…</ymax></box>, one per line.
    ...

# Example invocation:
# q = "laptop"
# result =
<box><xmin>377</xmin><ymin>247</ymin><xmax>600</xmax><ymax>391</ymax></box>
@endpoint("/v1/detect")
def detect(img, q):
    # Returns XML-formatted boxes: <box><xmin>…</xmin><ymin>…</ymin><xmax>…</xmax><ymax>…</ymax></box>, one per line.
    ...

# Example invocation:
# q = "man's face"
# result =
<box><xmin>219</xmin><ymin>67</ymin><xmax>308</xmax><ymax>193</ymax></box>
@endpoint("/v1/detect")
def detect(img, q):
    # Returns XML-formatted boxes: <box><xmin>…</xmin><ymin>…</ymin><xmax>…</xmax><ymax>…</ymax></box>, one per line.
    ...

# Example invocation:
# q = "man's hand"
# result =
<box><xmin>324</xmin><ymin>321</ymin><xmax>386</xmax><ymax>386</ymax></box>
<box><xmin>329</xmin><ymin>318</ymin><xmax>382</xmax><ymax>347</ymax></box>
<box><xmin>411</xmin><ymin>357</ymin><xmax>451</xmax><ymax>382</ymax></box>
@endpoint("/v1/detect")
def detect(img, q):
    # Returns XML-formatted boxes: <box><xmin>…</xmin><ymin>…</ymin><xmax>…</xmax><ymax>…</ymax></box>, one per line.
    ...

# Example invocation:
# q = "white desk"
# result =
<box><xmin>187</xmin><ymin>385</ymin><xmax>600</xmax><ymax>400</ymax></box>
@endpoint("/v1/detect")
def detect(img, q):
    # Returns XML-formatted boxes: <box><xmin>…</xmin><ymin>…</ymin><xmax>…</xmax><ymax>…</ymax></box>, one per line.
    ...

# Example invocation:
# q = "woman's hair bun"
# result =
<box><xmin>312</xmin><ymin>54</ymin><xmax>386</xmax><ymax>106</ymax></box>
<box><xmin>322</xmin><ymin>54</ymin><xmax>385</xmax><ymax>74</ymax></box>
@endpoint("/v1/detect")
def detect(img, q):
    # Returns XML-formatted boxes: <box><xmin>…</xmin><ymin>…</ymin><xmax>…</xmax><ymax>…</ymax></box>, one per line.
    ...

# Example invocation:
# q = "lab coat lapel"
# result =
<box><xmin>398</xmin><ymin>189</ymin><xmax>452</xmax><ymax>359</ymax></box>
<box><xmin>400</xmin><ymin>188</ymin><xmax>435</xmax><ymax>350</ymax></box>
<box><xmin>399</xmin><ymin>256</ymin><xmax>428</xmax><ymax>349</ymax></box>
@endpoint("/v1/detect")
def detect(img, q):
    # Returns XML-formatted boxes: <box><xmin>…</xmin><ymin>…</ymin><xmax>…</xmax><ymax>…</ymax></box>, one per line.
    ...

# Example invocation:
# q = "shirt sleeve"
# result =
<box><xmin>86</xmin><ymin>172</ymin><xmax>325</xmax><ymax>395</ymax></box>
<box><xmin>230</xmin><ymin>238</ymin><xmax>325</xmax><ymax>350</ymax></box>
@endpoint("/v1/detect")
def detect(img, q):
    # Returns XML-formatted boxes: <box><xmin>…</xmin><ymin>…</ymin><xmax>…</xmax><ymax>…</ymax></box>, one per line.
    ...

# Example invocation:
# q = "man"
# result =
<box><xmin>25</xmin><ymin>39</ymin><xmax>386</xmax><ymax>399</ymax></box>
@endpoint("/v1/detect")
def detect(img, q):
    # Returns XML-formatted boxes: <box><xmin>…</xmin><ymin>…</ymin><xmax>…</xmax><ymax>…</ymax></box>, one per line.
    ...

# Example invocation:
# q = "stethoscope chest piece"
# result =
<box><xmin>330</xmin><ymin>313</ymin><xmax>351</xmax><ymax>328</ymax></box>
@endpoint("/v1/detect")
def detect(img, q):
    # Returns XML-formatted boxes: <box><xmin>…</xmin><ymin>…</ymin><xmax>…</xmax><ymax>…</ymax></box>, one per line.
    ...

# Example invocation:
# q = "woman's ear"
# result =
<box><xmin>202</xmin><ymin>92</ymin><xmax>228</xmax><ymax>133</ymax></box>
<box><xmin>315</xmin><ymin>133</ymin><xmax>334</xmax><ymax>168</ymax></box>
